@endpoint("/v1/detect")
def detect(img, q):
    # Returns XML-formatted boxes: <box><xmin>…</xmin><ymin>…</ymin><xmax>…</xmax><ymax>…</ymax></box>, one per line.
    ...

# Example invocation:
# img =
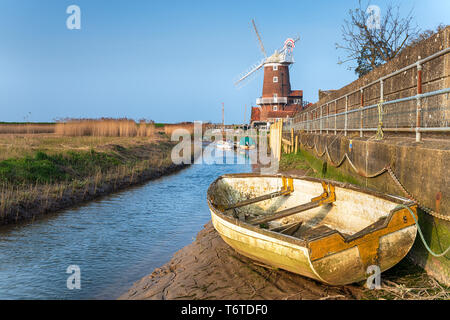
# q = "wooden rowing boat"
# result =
<box><xmin>206</xmin><ymin>173</ymin><xmax>418</xmax><ymax>285</ymax></box>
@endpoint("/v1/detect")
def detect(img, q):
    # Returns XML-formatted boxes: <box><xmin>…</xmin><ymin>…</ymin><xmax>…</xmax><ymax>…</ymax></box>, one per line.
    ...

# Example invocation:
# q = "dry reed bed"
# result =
<box><xmin>0</xmin><ymin>120</ymin><xmax>211</xmax><ymax>138</ymax></box>
<box><xmin>163</xmin><ymin>122</ymin><xmax>211</xmax><ymax>136</ymax></box>
<box><xmin>0</xmin><ymin>124</ymin><xmax>55</xmax><ymax>134</ymax></box>
<box><xmin>55</xmin><ymin>118</ymin><xmax>155</xmax><ymax>137</ymax></box>
<box><xmin>0</xmin><ymin>134</ymin><xmax>165</xmax><ymax>162</ymax></box>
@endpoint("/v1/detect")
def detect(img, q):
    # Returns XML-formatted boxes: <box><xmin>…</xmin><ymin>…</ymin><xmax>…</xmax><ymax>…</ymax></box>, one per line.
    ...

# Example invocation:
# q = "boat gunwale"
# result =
<box><xmin>206</xmin><ymin>173</ymin><xmax>416</xmax><ymax>247</ymax></box>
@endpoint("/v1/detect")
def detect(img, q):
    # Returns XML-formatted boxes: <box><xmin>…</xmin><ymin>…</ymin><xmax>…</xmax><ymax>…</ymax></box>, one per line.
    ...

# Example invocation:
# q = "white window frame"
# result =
<box><xmin>273</xmin><ymin>105</ymin><xmax>278</xmax><ymax>111</ymax></box>
<box><xmin>273</xmin><ymin>76</ymin><xmax>278</xmax><ymax>83</ymax></box>
<box><xmin>273</xmin><ymin>65</ymin><xmax>278</xmax><ymax>71</ymax></box>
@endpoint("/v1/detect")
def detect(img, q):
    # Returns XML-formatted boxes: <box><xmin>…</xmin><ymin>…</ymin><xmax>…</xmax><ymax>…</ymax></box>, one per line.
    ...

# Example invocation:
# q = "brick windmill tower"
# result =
<box><xmin>235</xmin><ymin>20</ymin><xmax>303</xmax><ymax>126</ymax></box>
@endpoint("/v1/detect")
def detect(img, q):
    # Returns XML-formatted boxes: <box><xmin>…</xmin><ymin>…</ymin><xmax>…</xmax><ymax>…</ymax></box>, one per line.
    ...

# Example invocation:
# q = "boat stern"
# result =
<box><xmin>307</xmin><ymin>205</ymin><xmax>418</xmax><ymax>285</ymax></box>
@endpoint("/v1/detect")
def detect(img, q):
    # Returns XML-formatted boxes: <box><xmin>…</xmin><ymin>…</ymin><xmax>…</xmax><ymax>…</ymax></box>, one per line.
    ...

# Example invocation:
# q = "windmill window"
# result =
<box><xmin>273</xmin><ymin>65</ymin><xmax>278</xmax><ymax>71</ymax></box>
<box><xmin>273</xmin><ymin>76</ymin><xmax>278</xmax><ymax>83</ymax></box>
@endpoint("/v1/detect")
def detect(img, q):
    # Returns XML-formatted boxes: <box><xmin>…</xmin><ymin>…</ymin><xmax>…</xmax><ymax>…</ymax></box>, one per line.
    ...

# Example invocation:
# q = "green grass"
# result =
<box><xmin>0</xmin><ymin>150</ymin><xmax>123</xmax><ymax>184</ymax></box>
<box><xmin>0</xmin><ymin>153</ymin><xmax>67</xmax><ymax>184</ymax></box>
<box><xmin>0</xmin><ymin>136</ymin><xmax>178</xmax><ymax>186</ymax></box>
<box><xmin>280</xmin><ymin>149</ymin><xmax>363</xmax><ymax>186</ymax></box>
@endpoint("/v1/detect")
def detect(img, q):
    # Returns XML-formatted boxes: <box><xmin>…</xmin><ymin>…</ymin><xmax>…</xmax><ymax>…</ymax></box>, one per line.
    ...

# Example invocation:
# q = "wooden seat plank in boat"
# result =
<box><xmin>224</xmin><ymin>176</ymin><xmax>294</xmax><ymax>211</ymax></box>
<box><xmin>237</xmin><ymin>178</ymin><xmax>335</xmax><ymax>225</ymax></box>
<box><xmin>225</xmin><ymin>189</ymin><xmax>291</xmax><ymax>210</ymax></box>
<box><xmin>249</xmin><ymin>201</ymin><xmax>322</xmax><ymax>225</ymax></box>
<box><xmin>270</xmin><ymin>221</ymin><xmax>303</xmax><ymax>236</ymax></box>
<box><xmin>299</xmin><ymin>225</ymin><xmax>340</xmax><ymax>242</ymax></box>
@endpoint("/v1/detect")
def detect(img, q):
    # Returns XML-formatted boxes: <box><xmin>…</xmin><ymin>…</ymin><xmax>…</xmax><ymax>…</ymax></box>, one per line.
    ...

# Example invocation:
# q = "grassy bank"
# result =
<box><xmin>0</xmin><ymin>134</ymin><xmax>187</xmax><ymax>225</ymax></box>
<box><xmin>279</xmin><ymin>148</ymin><xmax>363</xmax><ymax>186</ymax></box>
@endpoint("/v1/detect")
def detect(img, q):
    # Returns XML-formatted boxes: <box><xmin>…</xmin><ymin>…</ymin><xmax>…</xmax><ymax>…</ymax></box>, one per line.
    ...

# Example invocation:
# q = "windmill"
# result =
<box><xmin>234</xmin><ymin>20</ymin><xmax>300</xmax><ymax>88</ymax></box>
<box><xmin>235</xmin><ymin>20</ymin><xmax>302</xmax><ymax>125</ymax></box>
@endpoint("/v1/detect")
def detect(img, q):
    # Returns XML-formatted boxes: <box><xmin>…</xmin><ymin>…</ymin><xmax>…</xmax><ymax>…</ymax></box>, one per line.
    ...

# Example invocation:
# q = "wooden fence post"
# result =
<box><xmin>290</xmin><ymin>128</ymin><xmax>294</xmax><ymax>153</ymax></box>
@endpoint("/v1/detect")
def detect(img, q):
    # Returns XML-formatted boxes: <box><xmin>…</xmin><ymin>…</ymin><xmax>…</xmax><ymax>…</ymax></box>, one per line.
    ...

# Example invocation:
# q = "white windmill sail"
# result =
<box><xmin>234</xmin><ymin>58</ymin><xmax>266</xmax><ymax>88</ymax></box>
<box><xmin>234</xmin><ymin>22</ymin><xmax>300</xmax><ymax>88</ymax></box>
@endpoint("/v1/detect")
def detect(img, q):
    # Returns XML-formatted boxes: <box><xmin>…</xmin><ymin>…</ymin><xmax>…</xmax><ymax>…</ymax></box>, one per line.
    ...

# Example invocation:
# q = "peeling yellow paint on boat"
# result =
<box><xmin>207</xmin><ymin>174</ymin><xmax>418</xmax><ymax>285</ymax></box>
<box><xmin>211</xmin><ymin>213</ymin><xmax>323</xmax><ymax>282</ymax></box>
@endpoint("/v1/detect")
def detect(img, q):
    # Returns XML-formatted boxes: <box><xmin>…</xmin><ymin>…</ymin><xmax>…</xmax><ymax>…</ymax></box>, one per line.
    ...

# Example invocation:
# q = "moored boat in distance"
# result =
<box><xmin>215</xmin><ymin>140</ymin><xmax>233</xmax><ymax>150</ymax></box>
<box><xmin>207</xmin><ymin>173</ymin><xmax>418</xmax><ymax>285</ymax></box>
<box><xmin>239</xmin><ymin>136</ymin><xmax>256</xmax><ymax>150</ymax></box>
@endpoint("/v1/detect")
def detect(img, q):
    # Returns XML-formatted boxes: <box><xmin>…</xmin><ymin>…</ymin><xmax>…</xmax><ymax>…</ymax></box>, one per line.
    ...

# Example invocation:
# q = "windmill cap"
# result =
<box><xmin>264</xmin><ymin>51</ymin><xmax>293</xmax><ymax>64</ymax></box>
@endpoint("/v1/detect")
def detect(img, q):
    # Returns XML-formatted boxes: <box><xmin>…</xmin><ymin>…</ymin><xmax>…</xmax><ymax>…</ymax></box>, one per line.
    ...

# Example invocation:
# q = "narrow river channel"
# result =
<box><xmin>0</xmin><ymin>148</ymin><xmax>254</xmax><ymax>299</ymax></box>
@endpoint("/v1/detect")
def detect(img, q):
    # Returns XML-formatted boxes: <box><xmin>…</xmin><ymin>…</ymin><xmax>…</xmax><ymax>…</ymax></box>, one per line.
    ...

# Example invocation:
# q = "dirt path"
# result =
<box><xmin>120</xmin><ymin>222</ymin><xmax>367</xmax><ymax>300</ymax></box>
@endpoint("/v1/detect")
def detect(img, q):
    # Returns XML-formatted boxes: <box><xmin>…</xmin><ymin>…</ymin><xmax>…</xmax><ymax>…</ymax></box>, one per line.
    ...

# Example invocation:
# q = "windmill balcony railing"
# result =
<box><xmin>283</xmin><ymin>47</ymin><xmax>450</xmax><ymax>142</ymax></box>
<box><xmin>256</xmin><ymin>97</ymin><xmax>288</xmax><ymax>105</ymax></box>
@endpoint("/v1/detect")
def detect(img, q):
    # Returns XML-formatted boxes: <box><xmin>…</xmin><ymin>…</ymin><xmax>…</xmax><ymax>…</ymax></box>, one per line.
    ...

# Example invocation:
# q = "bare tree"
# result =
<box><xmin>336</xmin><ymin>1</ymin><xmax>419</xmax><ymax>77</ymax></box>
<box><xmin>408</xmin><ymin>23</ymin><xmax>447</xmax><ymax>46</ymax></box>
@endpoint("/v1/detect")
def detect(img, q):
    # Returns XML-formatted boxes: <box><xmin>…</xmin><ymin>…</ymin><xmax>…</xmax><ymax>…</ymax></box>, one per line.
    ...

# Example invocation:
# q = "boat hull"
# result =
<box><xmin>239</xmin><ymin>145</ymin><xmax>255</xmax><ymax>150</ymax></box>
<box><xmin>215</xmin><ymin>141</ymin><xmax>233</xmax><ymax>150</ymax></box>
<box><xmin>211</xmin><ymin>211</ymin><xmax>323</xmax><ymax>282</ymax></box>
<box><xmin>207</xmin><ymin>174</ymin><xmax>418</xmax><ymax>286</ymax></box>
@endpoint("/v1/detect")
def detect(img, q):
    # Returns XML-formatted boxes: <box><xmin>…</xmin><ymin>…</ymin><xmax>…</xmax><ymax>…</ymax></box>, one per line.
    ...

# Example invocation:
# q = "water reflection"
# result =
<box><xmin>0</xmin><ymin>148</ymin><xmax>252</xmax><ymax>299</ymax></box>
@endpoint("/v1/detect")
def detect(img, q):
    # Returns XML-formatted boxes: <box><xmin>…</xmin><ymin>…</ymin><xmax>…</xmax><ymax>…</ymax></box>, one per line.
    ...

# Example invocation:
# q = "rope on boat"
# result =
<box><xmin>296</xmin><ymin>134</ymin><xmax>450</xmax><ymax>222</ymax></box>
<box><xmin>395</xmin><ymin>204</ymin><xmax>450</xmax><ymax>257</ymax></box>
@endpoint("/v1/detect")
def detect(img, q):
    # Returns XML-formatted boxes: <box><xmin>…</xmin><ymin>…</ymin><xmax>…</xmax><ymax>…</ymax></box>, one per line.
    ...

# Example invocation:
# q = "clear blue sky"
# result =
<box><xmin>0</xmin><ymin>0</ymin><xmax>448</xmax><ymax>124</ymax></box>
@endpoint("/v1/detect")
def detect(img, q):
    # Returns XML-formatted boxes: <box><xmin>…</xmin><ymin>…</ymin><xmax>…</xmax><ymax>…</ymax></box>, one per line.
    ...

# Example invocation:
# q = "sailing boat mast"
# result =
<box><xmin>244</xmin><ymin>104</ymin><xmax>246</xmax><ymax>124</ymax></box>
<box><xmin>222</xmin><ymin>102</ymin><xmax>225</xmax><ymax>139</ymax></box>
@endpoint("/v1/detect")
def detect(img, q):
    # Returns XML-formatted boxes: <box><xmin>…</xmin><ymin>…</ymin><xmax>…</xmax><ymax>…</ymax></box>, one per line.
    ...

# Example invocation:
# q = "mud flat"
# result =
<box><xmin>120</xmin><ymin>222</ymin><xmax>368</xmax><ymax>300</ymax></box>
<box><xmin>121</xmin><ymin>223</ymin><xmax>449</xmax><ymax>300</ymax></box>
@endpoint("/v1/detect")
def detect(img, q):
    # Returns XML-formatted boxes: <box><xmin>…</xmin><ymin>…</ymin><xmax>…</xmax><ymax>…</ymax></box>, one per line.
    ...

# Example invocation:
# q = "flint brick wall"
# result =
<box><xmin>293</xmin><ymin>26</ymin><xmax>450</xmax><ymax>132</ymax></box>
